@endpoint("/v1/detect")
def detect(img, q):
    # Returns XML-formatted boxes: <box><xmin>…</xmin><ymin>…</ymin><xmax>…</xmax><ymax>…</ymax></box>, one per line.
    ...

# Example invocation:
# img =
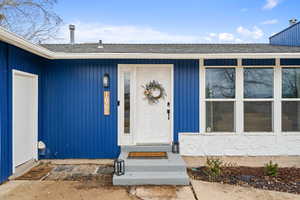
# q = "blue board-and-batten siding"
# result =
<box><xmin>204</xmin><ymin>59</ymin><xmax>237</xmax><ymax>66</ymax></box>
<box><xmin>0</xmin><ymin>41</ymin><xmax>45</xmax><ymax>183</ymax></box>
<box><xmin>270</xmin><ymin>22</ymin><xmax>300</xmax><ymax>46</ymax></box>
<box><xmin>42</xmin><ymin>59</ymin><xmax>199</xmax><ymax>158</ymax></box>
<box><xmin>0</xmin><ymin>40</ymin><xmax>199</xmax><ymax>182</ymax></box>
<box><xmin>281</xmin><ymin>58</ymin><xmax>300</xmax><ymax>65</ymax></box>
<box><xmin>42</xmin><ymin>60</ymin><xmax>119</xmax><ymax>159</ymax></box>
<box><xmin>242</xmin><ymin>59</ymin><xmax>276</xmax><ymax>66</ymax></box>
<box><xmin>0</xmin><ymin>42</ymin><xmax>9</xmax><ymax>184</ymax></box>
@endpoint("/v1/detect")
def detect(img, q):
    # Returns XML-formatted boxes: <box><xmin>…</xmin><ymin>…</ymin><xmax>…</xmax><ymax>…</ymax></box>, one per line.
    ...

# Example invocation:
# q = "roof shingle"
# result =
<box><xmin>41</xmin><ymin>43</ymin><xmax>300</xmax><ymax>54</ymax></box>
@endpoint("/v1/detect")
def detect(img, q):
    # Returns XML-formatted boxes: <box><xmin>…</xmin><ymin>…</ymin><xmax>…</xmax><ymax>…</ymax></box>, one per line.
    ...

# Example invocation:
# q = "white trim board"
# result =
<box><xmin>1</xmin><ymin>26</ymin><xmax>300</xmax><ymax>60</ymax></box>
<box><xmin>12</xmin><ymin>70</ymin><xmax>38</xmax><ymax>173</ymax></box>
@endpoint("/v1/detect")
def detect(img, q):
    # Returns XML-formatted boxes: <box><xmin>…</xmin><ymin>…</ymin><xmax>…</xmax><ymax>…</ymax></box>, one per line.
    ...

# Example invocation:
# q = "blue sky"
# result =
<box><xmin>51</xmin><ymin>0</ymin><xmax>300</xmax><ymax>43</ymax></box>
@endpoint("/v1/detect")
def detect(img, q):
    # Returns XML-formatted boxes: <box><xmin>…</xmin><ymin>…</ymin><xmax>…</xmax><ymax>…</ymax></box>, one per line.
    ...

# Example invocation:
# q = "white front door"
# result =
<box><xmin>118</xmin><ymin>65</ymin><xmax>173</xmax><ymax>145</ymax></box>
<box><xmin>13</xmin><ymin>70</ymin><xmax>38</xmax><ymax>171</ymax></box>
<box><xmin>135</xmin><ymin>66</ymin><xmax>172</xmax><ymax>144</ymax></box>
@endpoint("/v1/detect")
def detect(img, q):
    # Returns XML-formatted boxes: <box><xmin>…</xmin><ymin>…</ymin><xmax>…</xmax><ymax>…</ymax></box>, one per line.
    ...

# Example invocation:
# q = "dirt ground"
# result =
<box><xmin>189</xmin><ymin>166</ymin><xmax>300</xmax><ymax>194</ymax></box>
<box><xmin>191</xmin><ymin>180</ymin><xmax>300</xmax><ymax>200</ymax></box>
<box><xmin>1</xmin><ymin>161</ymin><xmax>300</xmax><ymax>200</ymax></box>
<box><xmin>1</xmin><ymin>180</ymin><xmax>300</xmax><ymax>200</ymax></box>
<box><xmin>0</xmin><ymin>181</ymin><xmax>195</xmax><ymax>200</ymax></box>
<box><xmin>1</xmin><ymin>181</ymin><xmax>137</xmax><ymax>200</ymax></box>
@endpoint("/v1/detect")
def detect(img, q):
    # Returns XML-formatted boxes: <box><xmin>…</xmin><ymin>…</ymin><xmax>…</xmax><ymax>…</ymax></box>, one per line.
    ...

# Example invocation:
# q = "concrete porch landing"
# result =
<box><xmin>113</xmin><ymin>145</ymin><xmax>190</xmax><ymax>185</ymax></box>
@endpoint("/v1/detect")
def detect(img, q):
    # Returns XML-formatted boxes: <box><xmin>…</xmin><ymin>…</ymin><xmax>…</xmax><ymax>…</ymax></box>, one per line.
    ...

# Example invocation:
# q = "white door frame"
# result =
<box><xmin>12</xmin><ymin>69</ymin><xmax>38</xmax><ymax>173</ymax></box>
<box><xmin>118</xmin><ymin>64</ymin><xmax>174</xmax><ymax>146</ymax></box>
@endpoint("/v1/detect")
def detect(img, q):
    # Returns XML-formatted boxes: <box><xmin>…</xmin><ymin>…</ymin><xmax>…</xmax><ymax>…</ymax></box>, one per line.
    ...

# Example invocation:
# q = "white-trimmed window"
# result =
<box><xmin>282</xmin><ymin>67</ymin><xmax>300</xmax><ymax>132</ymax></box>
<box><xmin>243</xmin><ymin>68</ymin><xmax>274</xmax><ymax>132</ymax></box>
<box><xmin>205</xmin><ymin>68</ymin><xmax>236</xmax><ymax>132</ymax></box>
<box><xmin>202</xmin><ymin>62</ymin><xmax>300</xmax><ymax>134</ymax></box>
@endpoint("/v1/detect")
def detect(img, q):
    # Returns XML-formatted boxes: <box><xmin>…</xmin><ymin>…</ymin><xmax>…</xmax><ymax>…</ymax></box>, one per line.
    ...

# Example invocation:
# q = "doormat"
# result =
<box><xmin>128</xmin><ymin>152</ymin><xmax>168</xmax><ymax>159</ymax></box>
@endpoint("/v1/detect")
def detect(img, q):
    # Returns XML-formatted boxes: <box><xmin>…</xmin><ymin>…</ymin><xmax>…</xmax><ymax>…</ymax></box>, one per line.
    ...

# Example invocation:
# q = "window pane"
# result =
<box><xmin>282</xmin><ymin>68</ymin><xmax>300</xmax><ymax>98</ymax></box>
<box><xmin>244</xmin><ymin>102</ymin><xmax>273</xmax><ymax>132</ymax></box>
<box><xmin>124</xmin><ymin>72</ymin><xmax>130</xmax><ymax>134</ymax></box>
<box><xmin>206</xmin><ymin>68</ymin><xmax>235</xmax><ymax>99</ymax></box>
<box><xmin>206</xmin><ymin>102</ymin><xmax>235</xmax><ymax>132</ymax></box>
<box><xmin>244</xmin><ymin>68</ymin><xmax>273</xmax><ymax>98</ymax></box>
<box><xmin>282</xmin><ymin>101</ymin><xmax>300</xmax><ymax>131</ymax></box>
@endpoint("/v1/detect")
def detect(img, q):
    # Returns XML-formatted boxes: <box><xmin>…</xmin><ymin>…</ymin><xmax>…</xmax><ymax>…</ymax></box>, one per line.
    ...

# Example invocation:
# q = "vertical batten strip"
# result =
<box><xmin>236</xmin><ymin>59</ymin><xmax>244</xmax><ymax>134</ymax></box>
<box><xmin>274</xmin><ymin>58</ymin><xmax>282</xmax><ymax>136</ymax></box>
<box><xmin>199</xmin><ymin>59</ymin><xmax>205</xmax><ymax>133</ymax></box>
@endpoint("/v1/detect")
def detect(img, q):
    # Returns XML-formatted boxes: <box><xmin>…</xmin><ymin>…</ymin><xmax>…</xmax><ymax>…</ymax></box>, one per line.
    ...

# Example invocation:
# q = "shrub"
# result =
<box><xmin>264</xmin><ymin>161</ymin><xmax>279</xmax><ymax>177</ymax></box>
<box><xmin>204</xmin><ymin>158</ymin><xmax>223</xmax><ymax>181</ymax></box>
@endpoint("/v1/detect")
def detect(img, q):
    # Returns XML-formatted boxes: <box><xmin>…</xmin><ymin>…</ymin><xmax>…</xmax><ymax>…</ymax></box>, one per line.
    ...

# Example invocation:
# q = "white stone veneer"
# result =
<box><xmin>179</xmin><ymin>133</ymin><xmax>300</xmax><ymax>156</ymax></box>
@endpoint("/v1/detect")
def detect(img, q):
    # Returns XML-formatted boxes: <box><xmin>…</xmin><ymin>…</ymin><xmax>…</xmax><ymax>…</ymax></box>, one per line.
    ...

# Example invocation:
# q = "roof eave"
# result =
<box><xmin>0</xmin><ymin>26</ymin><xmax>54</xmax><ymax>59</ymax></box>
<box><xmin>1</xmin><ymin>26</ymin><xmax>300</xmax><ymax>59</ymax></box>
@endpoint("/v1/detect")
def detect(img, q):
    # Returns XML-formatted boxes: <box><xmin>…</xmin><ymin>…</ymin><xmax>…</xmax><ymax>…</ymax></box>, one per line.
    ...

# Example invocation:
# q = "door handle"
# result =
<box><xmin>167</xmin><ymin>109</ymin><xmax>170</xmax><ymax>120</ymax></box>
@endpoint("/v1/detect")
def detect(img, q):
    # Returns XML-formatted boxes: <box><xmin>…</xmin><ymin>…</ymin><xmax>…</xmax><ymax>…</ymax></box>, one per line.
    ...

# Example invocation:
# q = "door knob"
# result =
<box><xmin>167</xmin><ymin>109</ymin><xmax>170</xmax><ymax>120</ymax></box>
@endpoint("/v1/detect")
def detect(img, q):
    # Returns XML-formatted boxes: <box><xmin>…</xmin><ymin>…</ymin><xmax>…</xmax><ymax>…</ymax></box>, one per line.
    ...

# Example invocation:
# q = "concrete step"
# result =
<box><xmin>119</xmin><ymin>152</ymin><xmax>187</xmax><ymax>172</ymax></box>
<box><xmin>113</xmin><ymin>146</ymin><xmax>189</xmax><ymax>186</ymax></box>
<box><xmin>113</xmin><ymin>171</ymin><xmax>190</xmax><ymax>185</ymax></box>
<box><xmin>125</xmin><ymin>163</ymin><xmax>187</xmax><ymax>172</ymax></box>
<box><xmin>121</xmin><ymin>145</ymin><xmax>172</xmax><ymax>152</ymax></box>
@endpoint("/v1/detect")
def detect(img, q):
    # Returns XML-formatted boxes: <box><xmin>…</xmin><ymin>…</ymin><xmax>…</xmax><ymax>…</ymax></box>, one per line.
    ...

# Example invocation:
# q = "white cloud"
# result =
<box><xmin>261</xmin><ymin>19</ymin><xmax>279</xmax><ymax>25</ymax></box>
<box><xmin>218</xmin><ymin>33</ymin><xmax>235</xmax><ymax>42</ymax></box>
<box><xmin>209</xmin><ymin>33</ymin><xmax>217</xmax><ymax>37</ymax></box>
<box><xmin>263</xmin><ymin>0</ymin><xmax>279</xmax><ymax>10</ymax></box>
<box><xmin>236</xmin><ymin>26</ymin><xmax>264</xmax><ymax>40</ymax></box>
<box><xmin>203</xmin><ymin>36</ymin><xmax>213</xmax><ymax>42</ymax></box>
<box><xmin>235</xmin><ymin>38</ymin><xmax>243</xmax><ymax>43</ymax></box>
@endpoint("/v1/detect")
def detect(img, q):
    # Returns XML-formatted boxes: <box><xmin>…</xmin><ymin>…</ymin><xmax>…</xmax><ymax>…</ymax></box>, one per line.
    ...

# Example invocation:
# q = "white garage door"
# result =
<box><xmin>13</xmin><ymin>70</ymin><xmax>38</xmax><ymax>171</ymax></box>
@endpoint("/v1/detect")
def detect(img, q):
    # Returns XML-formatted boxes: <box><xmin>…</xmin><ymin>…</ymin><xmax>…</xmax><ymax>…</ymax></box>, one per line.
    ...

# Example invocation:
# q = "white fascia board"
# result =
<box><xmin>55</xmin><ymin>52</ymin><xmax>300</xmax><ymax>59</ymax></box>
<box><xmin>0</xmin><ymin>26</ymin><xmax>54</xmax><ymax>59</ymax></box>
<box><xmin>1</xmin><ymin>26</ymin><xmax>300</xmax><ymax>60</ymax></box>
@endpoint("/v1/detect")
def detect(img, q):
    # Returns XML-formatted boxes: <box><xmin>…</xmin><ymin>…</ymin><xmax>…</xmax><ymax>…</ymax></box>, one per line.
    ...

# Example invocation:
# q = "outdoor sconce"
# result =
<box><xmin>172</xmin><ymin>141</ymin><xmax>180</xmax><ymax>154</ymax></box>
<box><xmin>114</xmin><ymin>159</ymin><xmax>125</xmax><ymax>176</ymax></box>
<box><xmin>103</xmin><ymin>73</ymin><xmax>110</xmax><ymax>88</ymax></box>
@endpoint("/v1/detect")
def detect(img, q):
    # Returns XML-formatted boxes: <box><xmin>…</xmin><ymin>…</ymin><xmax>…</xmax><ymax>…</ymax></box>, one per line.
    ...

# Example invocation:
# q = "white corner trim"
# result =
<box><xmin>1</xmin><ymin>26</ymin><xmax>300</xmax><ymax>60</ymax></box>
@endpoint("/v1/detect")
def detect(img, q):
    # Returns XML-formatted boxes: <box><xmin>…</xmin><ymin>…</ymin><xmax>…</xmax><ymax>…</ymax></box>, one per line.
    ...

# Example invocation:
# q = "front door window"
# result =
<box><xmin>124</xmin><ymin>72</ymin><xmax>131</xmax><ymax>134</ymax></box>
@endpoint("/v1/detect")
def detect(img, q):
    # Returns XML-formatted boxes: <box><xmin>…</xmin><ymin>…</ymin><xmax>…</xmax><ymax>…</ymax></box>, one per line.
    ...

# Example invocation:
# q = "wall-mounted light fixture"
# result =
<box><xmin>103</xmin><ymin>73</ymin><xmax>110</xmax><ymax>88</ymax></box>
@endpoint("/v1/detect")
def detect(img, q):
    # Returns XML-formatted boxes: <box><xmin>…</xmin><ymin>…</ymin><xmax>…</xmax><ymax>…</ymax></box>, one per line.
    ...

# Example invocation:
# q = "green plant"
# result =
<box><xmin>204</xmin><ymin>158</ymin><xmax>223</xmax><ymax>181</ymax></box>
<box><xmin>264</xmin><ymin>161</ymin><xmax>279</xmax><ymax>177</ymax></box>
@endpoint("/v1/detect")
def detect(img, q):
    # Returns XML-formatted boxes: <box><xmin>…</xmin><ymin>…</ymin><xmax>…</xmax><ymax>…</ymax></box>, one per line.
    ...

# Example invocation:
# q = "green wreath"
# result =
<box><xmin>142</xmin><ymin>80</ymin><xmax>166</xmax><ymax>104</ymax></box>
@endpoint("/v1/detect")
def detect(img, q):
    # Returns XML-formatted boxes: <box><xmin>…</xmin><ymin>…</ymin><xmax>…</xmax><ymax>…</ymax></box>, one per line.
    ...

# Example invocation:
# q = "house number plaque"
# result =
<box><xmin>104</xmin><ymin>91</ymin><xmax>110</xmax><ymax>115</ymax></box>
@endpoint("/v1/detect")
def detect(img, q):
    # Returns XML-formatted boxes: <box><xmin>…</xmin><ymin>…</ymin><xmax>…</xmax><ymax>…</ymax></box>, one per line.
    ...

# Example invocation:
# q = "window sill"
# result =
<box><xmin>204</xmin><ymin>132</ymin><xmax>276</xmax><ymax>136</ymax></box>
<box><xmin>203</xmin><ymin>132</ymin><xmax>237</xmax><ymax>136</ymax></box>
<box><xmin>242</xmin><ymin>132</ymin><xmax>276</xmax><ymax>136</ymax></box>
<box><xmin>180</xmin><ymin>132</ymin><xmax>300</xmax><ymax>137</ymax></box>
<box><xmin>282</xmin><ymin>132</ymin><xmax>300</xmax><ymax>136</ymax></box>
<box><xmin>179</xmin><ymin>132</ymin><xmax>237</xmax><ymax>136</ymax></box>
